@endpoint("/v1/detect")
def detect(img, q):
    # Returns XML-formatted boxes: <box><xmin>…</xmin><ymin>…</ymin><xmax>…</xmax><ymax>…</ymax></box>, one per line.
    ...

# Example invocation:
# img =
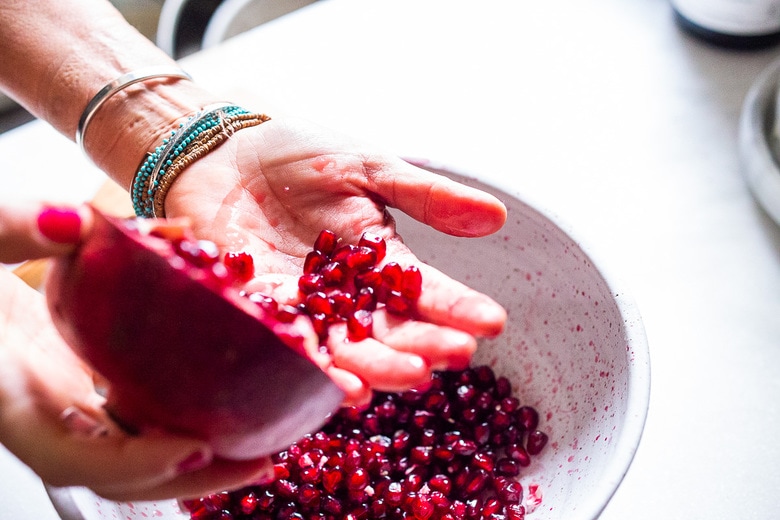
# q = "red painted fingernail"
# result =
<box><xmin>37</xmin><ymin>207</ymin><xmax>82</xmax><ymax>244</ymax></box>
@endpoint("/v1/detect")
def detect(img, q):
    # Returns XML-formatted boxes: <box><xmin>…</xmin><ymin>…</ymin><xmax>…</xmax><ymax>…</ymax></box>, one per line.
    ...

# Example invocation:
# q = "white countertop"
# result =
<box><xmin>2</xmin><ymin>0</ymin><xmax>780</xmax><ymax>518</ymax></box>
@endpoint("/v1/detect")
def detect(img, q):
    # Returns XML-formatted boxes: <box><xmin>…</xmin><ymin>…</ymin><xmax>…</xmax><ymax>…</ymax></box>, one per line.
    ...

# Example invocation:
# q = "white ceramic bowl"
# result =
<box><xmin>740</xmin><ymin>58</ymin><xmax>780</xmax><ymax>227</ymax></box>
<box><xmin>47</xmin><ymin>163</ymin><xmax>650</xmax><ymax>520</ymax></box>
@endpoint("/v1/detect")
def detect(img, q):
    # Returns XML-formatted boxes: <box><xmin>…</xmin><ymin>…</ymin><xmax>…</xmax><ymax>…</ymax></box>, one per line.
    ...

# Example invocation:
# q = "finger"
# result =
<box><xmin>0</xmin><ymin>202</ymin><xmax>93</xmax><ymax>263</ymax></box>
<box><xmin>370</xmin><ymin>310</ymin><xmax>476</xmax><ymax>371</ymax></box>
<box><xmin>381</xmin><ymin>240</ymin><xmax>507</xmax><ymax>338</ymax></box>
<box><xmin>327</xmin><ymin>323</ymin><xmax>431</xmax><ymax>392</ymax></box>
<box><xmin>365</xmin><ymin>157</ymin><xmax>507</xmax><ymax>238</ymax></box>
<box><xmin>94</xmin><ymin>455</ymin><xmax>274</xmax><ymax>503</ymax></box>
<box><xmin>325</xmin><ymin>366</ymin><xmax>372</xmax><ymax>408</ymax></box>
<box><xmin>0</xmin><ymin>396</ymin><xmax>214</xmax><ymax>495</ymax></box>
<box><xmin>414</xmin><ymin>262</ymin><xmax>507</xmax><ymax>337</ymax></box>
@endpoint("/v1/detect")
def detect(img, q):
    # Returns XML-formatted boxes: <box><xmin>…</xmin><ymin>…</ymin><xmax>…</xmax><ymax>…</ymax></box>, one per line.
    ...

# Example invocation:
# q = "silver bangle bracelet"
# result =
<box><xmin>75</xmin><ymin>66</ymin><xmax>193</xmax><ymax>157</ymax></box>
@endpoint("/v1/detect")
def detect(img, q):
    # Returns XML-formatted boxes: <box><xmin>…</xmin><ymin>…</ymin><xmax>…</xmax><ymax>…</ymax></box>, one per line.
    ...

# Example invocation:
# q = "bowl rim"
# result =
<box><xmin>45</xmin><ymin>159</ymin><xmax>651</xmax><ymax>520</ymax></box>
<box><xmin>408</xmin><ymin>158</ymin><xmax>652</xmax><ymax>520</ymax></box>
<box><xmin>739</xmin><ymin>58</ymin><xmax>780</xmax><ymax>227</ymax></box>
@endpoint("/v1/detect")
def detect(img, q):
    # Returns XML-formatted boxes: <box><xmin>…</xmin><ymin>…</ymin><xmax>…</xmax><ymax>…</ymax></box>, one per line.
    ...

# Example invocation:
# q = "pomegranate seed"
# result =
<box><xmin>452</xmin><ymin>438</ymin><xmax>477</xmax><ymax>456</ymax></box>
<box><xmin>495</xmin><ymin>376</ymin><xmax>513</xmax><ymax>399</ymax></box>
<box><xmin>305</xmin><ymin>292</ymin><xmax>333</xmax><ymax>316</ymax></box>
<box><xmin>298</xmin><ymin>272</ymin><xmax>324</xmax><ymax>294</ymax></box>
<box><xmin>456</xmin><ymin>384</ymin><xmax>477</xmax><ymax>405</ymax></box>
<box><xmin>381</xmin><ymin>262</ymin><xmax>404</xmax><ymax>291</ymax></box>
<box><xmin>495</xmin><ymin>476</ymin><xmax>523</xmax><ymax>504</ymax></box>
<box><xmin>464</xmin><ymin>468</ymin><xmax>490</xmax><ymax>496</ymax></box>
<box><xmin>347</xmin><ymin>467</ymin><xmax>369</xmax><ymax>490</ymax></box>
<box><xmin>303</xmin><ymin>250</ymin><xmax>327</xmax><ymax>274</ymax></box>
<box><xmin>506</xmin><ymin>503</ymin><xmax>526</xmax><ymax>520</ymax></box>
<box><xmin>472</xmin><ymin>451</ymin><xmax>495</xmax><ymax>472</ymax></box>
<box><xmin>401</xmin><ymin>265</ymin><xmax>423</xmax><ymax>300</ymax></box>
<box><xmin>358</xmin><ymin>232</ymin><xmax>387</xmax><ymax>263</ymax></box>
<box><xmin>310</xmin><ymin>313</ymin><xmax>329</xmax><ymax>338</ymax></box>
<box><xmin>330</xmin><ymin>243</ymin><xmax>357</xmax><ymax>263</ymax></box>
<box><xmin>385</xmin><ymin>290</ymin><xmax>413</xmax><ymax>316</ymax></box>
<box><xmin>274</xmin><ymin>304</ymin><xmax>301</xmax><ymax>324</ymax></box>
<box><xmin>410</xmin><ymin>445</ymin><xmax>433</xmax><ymax>464</ymax></box>
<box><xmin>506</xmin><ymin>443</ymin><xmax>531</xmax><ymax>466</ymax></box>
<box><xmin>247</xmin><ymin>292</ymin><xmax>278</xmax><ymax>314</ymax></box>
<box><xmin>330</xmin><ymin>290</ymin><xmax>355</xmax><ymax>317</ymax></box>
<box><xmin>429</xmin><ymin>474</ymin><xmax>452</xmax><ymax>495</ymax></box>
<box><xmin>526</xmin><ymin>430</ymin><xmax>548</xmax><ymax>455</ymax></box>
<box><xmin>369</xmin><ymin>498</ymin><xmax>387</xmax><ymax>518</ymax></box>
<box><xmin>482</xmin><ymin>497</ymin><xmax>502</xmax><ymax>516</ymax></box>
<box><xmin>223</xmin><ymin>251</ymin><xmax>254</xmax><ymax>282</ymax></box>
<box><xmin>449</xmin><ymin>500</ymin><xmax>467</xmax><ymax>519</ymax></box>
<box><xmin>239</xmin><ymin>492</ymin><xmax>258</xmax><ymax>514</ymax></box>
<box><xmin>404</xmin><ymin>473</ymin><xmax>424</xmax><ymax>493</ymax></box>
<box><xmin>346</xmin><ymin>246</ymin><xmax>378</xmax><ymax>271</ymax></box>
<box><xmin>354</xmin><ymin>267</ymin><xmax>383</xmax><ymax>291</ymax></box>
<box><xmin>347</xmin><ymin>309</ymin><xmax>373</xmax><ymax>341</ymax></box>
<box><xmin>353</xmin><ymin>287</ymin><xmax>377</xmax><ymax>312</ymax></box>
<box><xmin>175</xmin><ymin>239</ymin><xmax>220</xmax><ymax>267</ymax></box>
<box><xmin>474</xmin><ymin>422</ymin><xmax>491</xmax><ymax>446</ymax></box>
<box><xmin>517</xmin><ymin>406</ymin><xmax>539</xmax><ymax>431</ymax></box>
<box><xmin>412</xmin><ymin>494</ymin><xmax>434</xmax><ymax>520</ymax></box>
<box><xmin>321</xmin><ymin>261</ymin><xmax>347</xmax><ymax>286</ymax></box>
<box><xmin>313</xmin><ymin>229</ymin><xmax>338</xmax><ymax>256</ymax></box>
<box><xmin>321</xmin><ymin>466</ymin><xmax>343</xmax><ymax>494</ymax></box>
<box><xmin>385</xmin><ymin>481</ymin><xmax>403</xmax><ymax>506</ymax></box>
<box><xmin>465</xmin><ymin>497</ymin><xmax>483</xmax><ymax>518</ymax></box>
<box><xmin>490</xmin><ymin>410</ymin><xmax>512</xmax><ymax>431</ymax></box>
<box><xmin>274</xmin><ymin>479</ymin><xmax>298</xmax><ymax>499</ymax></box>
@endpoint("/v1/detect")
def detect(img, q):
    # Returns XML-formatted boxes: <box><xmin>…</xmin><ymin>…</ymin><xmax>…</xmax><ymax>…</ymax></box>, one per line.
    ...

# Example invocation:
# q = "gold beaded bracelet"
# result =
<box><xmin>131</xmin><ymin>105</ymin><xmax>270</xmax><ymax>218</ymax></box>
<box><xmin>151</xmin><ymin>112</ymin><xmax>271</xmax><ymax>217</ymax></box>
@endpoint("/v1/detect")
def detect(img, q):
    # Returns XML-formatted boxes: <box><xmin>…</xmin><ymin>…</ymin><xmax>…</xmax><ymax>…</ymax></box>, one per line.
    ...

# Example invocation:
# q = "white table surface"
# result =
<box><xmin>2</xmin><ymin>0</ymin><xmax>780</xmax><ymax>518</ymax></box>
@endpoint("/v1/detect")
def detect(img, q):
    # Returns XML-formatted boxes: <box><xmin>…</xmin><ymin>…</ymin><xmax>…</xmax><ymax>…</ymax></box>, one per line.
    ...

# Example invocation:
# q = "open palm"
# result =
<box><xmin>164</xmin><ymin>117</ymin><xmax>508</xmax><ymax>403</ymax></box>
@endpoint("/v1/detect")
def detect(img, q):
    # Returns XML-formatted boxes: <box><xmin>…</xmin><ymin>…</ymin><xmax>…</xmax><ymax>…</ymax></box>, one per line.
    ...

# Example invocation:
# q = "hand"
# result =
<box><xmin>164</xmin><ymin>117</ymin><xmax>509</xmax><ymax>405</ymax></box>
<box><xmin>0</xmin><ymin>203</ymin><xmax>272</xmax><ymax>501</ymax></box>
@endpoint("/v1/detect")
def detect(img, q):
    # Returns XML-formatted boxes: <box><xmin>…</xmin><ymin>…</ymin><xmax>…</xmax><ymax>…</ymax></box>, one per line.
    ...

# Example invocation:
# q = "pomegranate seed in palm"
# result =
<box><xmin>358</xmin><ymin>231</ymin><xmax>387</xmax><ymax>263</ymax></box>
<box><xmin>401</xmin><ymin>265</ymin><xmax>423</xmax><ymax>300</ymax></box>
<box><xmin>381</xmin><ymin>262</ymin><xmax>404</xmax><ymax>292</ymax></box>
<box><xmin>223</xmin><ymin>251</ymin><xmax>254</xmax><ymax>282</ymax></box>
<box><xmin>347</xmin><ymin>309</ymin><xmax>373</xmax><ymax>341</ymax></box>
<box><xmin>313</xmin><ymin>229</ymin><xmax>338</xmax><ymax>256</ymax></box>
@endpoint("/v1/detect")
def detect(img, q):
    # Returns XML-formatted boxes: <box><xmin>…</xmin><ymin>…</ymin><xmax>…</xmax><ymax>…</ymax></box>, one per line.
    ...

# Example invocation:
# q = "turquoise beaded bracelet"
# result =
<box><xmin>131</xmin><ymin>104</ymin><xmax>253</xmax><ymax>218</ymax></box>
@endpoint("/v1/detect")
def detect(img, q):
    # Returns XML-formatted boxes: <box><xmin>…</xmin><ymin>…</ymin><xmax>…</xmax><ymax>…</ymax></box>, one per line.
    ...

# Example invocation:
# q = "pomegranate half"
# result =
<box><xmin>45</xmin><ymin>209</ymin><xmax>344</xmax><ymax>460</ymax></box>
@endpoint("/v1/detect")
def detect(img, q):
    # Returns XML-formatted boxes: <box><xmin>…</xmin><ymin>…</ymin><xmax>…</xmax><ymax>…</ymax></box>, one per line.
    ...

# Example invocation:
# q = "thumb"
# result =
<box><xmin>368</xmin><ymin>159</ymin><xmax>507</xmax><ymax>238</ymax></box>
<box><xmin>0</xmin><ymin>202</ymin><xmax>93</xmax><ymax>264</ymax></box>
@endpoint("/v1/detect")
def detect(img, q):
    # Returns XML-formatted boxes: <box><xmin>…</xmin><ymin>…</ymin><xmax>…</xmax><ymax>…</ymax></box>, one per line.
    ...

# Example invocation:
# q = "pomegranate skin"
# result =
<box><xmin>45</xmin><ymin>209</ymin><xmax>344</xmax><ymax>460</ymax></box>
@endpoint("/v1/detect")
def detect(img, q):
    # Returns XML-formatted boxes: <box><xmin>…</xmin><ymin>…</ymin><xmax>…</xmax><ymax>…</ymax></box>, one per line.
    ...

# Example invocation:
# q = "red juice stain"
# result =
<box><xmin>311</xmin><ymin>157</ymin><xmax>332</xmax><ymax>172</ymax></box>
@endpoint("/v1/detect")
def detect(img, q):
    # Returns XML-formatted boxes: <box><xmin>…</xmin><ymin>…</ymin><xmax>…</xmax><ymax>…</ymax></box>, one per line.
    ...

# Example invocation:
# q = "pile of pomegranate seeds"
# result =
<box><xmin>170</xmin><ymin>229</ymin><xmax>549</xmax><ymax>519</ymax></box>
<box><xmin>244</xmin><ymin>230</ymin><xmax>422</xmax><ymax>345</ymax></box>
<box><xmin>183</xmin><ymin>365</ymin><xmax>548</xmax><ymax>520</ymax></box>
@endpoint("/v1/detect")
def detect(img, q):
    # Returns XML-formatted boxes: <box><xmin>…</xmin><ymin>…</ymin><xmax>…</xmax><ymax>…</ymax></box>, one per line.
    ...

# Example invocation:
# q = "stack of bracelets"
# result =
<box><xmin>131</xmin><ymin>103</ymin><xmax>270</xmax><ymax>218</ymax></box>
<box><xmin>75</xmin><ymin>67</ymin><xmax>271</xmax><ymax>218</ymax></box>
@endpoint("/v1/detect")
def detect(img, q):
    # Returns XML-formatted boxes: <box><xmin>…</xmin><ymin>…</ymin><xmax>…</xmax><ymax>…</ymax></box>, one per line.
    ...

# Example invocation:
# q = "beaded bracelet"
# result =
<box><xmin>132</xmin><ymin>104</ymin><xmax>271</xmax><ymax>218</ymax></box>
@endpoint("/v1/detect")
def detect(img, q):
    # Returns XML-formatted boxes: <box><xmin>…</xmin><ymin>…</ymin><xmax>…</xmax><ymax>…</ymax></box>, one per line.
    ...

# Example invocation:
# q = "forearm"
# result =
<box><xmin>0</xmin><ymin>0</ymin><xmax>220</xmax><ymax>189</ymax></box>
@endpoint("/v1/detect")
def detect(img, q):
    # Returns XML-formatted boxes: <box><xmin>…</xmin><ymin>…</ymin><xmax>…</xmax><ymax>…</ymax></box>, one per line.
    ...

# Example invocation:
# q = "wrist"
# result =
<box><xmin>82</xmin><ymin>78</ymin><xmax>222</xmax><ymax>190</ymax></box>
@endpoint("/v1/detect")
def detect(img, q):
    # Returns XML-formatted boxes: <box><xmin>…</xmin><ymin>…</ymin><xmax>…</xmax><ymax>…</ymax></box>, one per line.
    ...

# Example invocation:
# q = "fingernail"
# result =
<box><xmin>37</xmin><ymin>207</ymin><xmax>82</xmax><ymax>244</ymax></box>
<box><xmin>60</xmin><ymin>406</ymin><xmax>109</xmax><ymax>438</ymax></box>
<box><xmin>249</xmin><ymin>461</ymin><xmax>275</xmax><ymax>486</ymax></box>
<box><xmin>407</xmin><ymin>354</ymin><xmax>428</xmax><ymax>370</ymax></box>
<box><xmin>176</xmin><ymin>449</ymin><xmax>212</xmax><ymax>474</ymax></box>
